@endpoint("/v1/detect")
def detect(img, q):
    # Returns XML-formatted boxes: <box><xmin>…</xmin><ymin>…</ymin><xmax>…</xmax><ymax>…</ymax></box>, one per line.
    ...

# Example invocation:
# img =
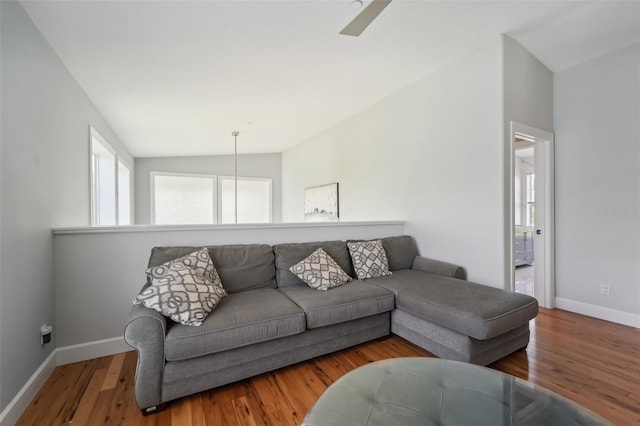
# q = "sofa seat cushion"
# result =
<box><xmin>365</xmin><ymin>269</ymin><xmax>426</xmax><ymax>296</ymax></box>
<box><xmin>164</xmin><ymin>288</ymin><xmax>305</xmax><ymax>361</ymax></box>
<box><xmin>367</xmin><ymin>270</ymin><xmax>537</xmax><ymax>340</ymax></box>
<box><xmin>280</xmin><ymin>281</ymin><xmax>394</xmax><ymax>329</ymax></box>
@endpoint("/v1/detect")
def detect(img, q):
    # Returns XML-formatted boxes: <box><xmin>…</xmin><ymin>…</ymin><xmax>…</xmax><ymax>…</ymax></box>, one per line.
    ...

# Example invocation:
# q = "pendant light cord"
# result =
<box><xmin>232</xmin><ymin>131</ymin><xmax>239</xmax><ymax>224</ymax></box>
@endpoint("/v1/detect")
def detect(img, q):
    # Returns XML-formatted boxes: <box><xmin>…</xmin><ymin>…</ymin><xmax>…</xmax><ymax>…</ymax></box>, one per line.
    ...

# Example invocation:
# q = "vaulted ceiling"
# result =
<box><xmin>20</xmin><ymin>0</ymin><xmax>640</xmax><ymax>157</ymax></box>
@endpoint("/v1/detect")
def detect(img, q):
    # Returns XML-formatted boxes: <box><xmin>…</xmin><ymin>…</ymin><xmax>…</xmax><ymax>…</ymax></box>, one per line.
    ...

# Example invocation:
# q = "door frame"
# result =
<box><xmin>509</xmin><ymin>121</ymin><xmax>555</xmax><ymax>308</ymax></box>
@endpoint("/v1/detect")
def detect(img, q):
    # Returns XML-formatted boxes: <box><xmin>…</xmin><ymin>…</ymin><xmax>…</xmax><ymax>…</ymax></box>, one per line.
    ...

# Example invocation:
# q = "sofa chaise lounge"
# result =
<box><xmin>124</xmin><ymin>235</ymin><xmax>538</xmax><ymax>414</ymax></box>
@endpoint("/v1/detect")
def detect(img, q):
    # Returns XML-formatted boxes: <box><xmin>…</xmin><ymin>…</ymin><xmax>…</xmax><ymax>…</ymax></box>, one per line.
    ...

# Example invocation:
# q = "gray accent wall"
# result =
<box><xmin>554</xmin><ymin>43</ymin><xmax>640</xmax><ymax>318</ymax></box>
<box><xmin>0</xmin><ymin>1</ymin><xmax>134</xmax><ymax>412</ymax></box>
<box><xmin>135</xmin><ymin>153</ymin><xmax>282</xmax><ymax>224</ymax></box>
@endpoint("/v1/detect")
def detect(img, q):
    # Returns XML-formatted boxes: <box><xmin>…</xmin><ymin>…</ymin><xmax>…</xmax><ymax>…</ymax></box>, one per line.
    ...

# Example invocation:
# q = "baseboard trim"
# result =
<box><xmin>555</xmin><ymin>297</ymin><xmax>640</xmax><ymax>328</ymax></box>
<box><xmin>0</xmin><ymin>350</ymin><xmax>57</xmax><ymax>426</ymax></box>
<box><xmin>56</xmin><ymin>336</ymin><xmax>132</xmax><ymax>366</ymax></box>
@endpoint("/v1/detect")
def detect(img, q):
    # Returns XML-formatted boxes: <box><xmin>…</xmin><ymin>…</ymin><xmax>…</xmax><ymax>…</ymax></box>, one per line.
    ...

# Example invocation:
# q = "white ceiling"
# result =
<box><xmin>20</xmin><ymin>0</ymin><xmax>640</xmax><ymax>157</ymax></box>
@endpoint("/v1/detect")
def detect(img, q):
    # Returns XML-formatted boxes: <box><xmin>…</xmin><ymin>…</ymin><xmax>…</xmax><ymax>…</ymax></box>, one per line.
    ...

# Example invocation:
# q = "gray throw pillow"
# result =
<box><xmin>146</xmin><ymin>247</ymin><xmax>223</xmax><ymax>288</ymax></box>
<box><xmin>289</xmin><ymin>248</ymin><xmax>352</xmax><ymax>291</ymax></box>
<box><xmin>347</xmin><ymin>239</ymin><xmax>392</xmax><ymax>279</ymax></box>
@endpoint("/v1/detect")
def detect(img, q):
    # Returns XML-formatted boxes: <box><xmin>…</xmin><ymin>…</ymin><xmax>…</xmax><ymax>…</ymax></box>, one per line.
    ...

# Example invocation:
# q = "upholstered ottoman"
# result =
<box><xmin>303</xmin><ymin>358</ymin><xmax>609</xmax><ymax>426</ymax></box>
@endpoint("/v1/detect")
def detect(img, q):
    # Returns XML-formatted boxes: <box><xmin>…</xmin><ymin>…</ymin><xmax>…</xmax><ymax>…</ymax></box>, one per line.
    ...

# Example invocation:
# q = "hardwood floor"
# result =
<box><xmin>17</xmin><ymin>308</ymin><xmax>640</xmax><ymax>425</ymax></box>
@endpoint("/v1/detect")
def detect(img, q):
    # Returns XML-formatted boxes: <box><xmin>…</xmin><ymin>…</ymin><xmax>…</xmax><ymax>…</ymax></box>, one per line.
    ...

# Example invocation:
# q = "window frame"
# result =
<box><xmin>526</xmin><ymin>172</ymin><xmax>535</xmax><ymax>226</ymax></box>
<box><xmin>117</xmin><ymin>159</ymin><xmax>131</xmax><ymax>225</ymax></box>
<box><xmin>89</xmin><ymin>126</ymin><xmax>132</xmax><ymax>226</ymax></box>
<box><xmin>217</xmin><ymin>175</ymin><xmax>273</xmax><ymax>224</ymax></box>
<box><xmin>149</xmin><ymin>172</ymin><xmax>273</xmax><ymax>225</ymax></box>
<box><xmin>149</xmin><ymin>171</ymin><xmax>219</xmax><ymax>225</ymax></box>
<box><xmin>89</xmin><ymin>127</ymin><xmax>117</xmax><ymax>226</ymax></box>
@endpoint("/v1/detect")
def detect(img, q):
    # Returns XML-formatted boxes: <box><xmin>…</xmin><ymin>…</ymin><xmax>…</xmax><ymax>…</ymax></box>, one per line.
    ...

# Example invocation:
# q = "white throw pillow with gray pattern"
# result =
<box><xmin>135</xmin><ymin>249</ymin><xmax>227</xmax><ymax>326</ymax></box>
<box><xmin>134</xmin><ymin>261</ymin><xmax>226</xmax><ymax>326</ymax></box>
<box><xmin>289</xmin><ymin>248</ymin><xmax>352</xmax><ymax>291</ymax></box>
<box><xmin>347</xmin><ymin>239</ymin><xmax>392</xmax><ymax>279</ymax></box>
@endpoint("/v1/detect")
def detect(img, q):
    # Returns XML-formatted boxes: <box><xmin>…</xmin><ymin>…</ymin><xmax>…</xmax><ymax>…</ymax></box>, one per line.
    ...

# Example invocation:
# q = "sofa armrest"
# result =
<box><xmin>124</xmin><ymin>303</ymin><xmax>166</xmax><ymax>412</ymax></box>
<box><xmin>411</xmin><ymin>256</ymin><xmax>467</xmax><ymax>280</ymax></box>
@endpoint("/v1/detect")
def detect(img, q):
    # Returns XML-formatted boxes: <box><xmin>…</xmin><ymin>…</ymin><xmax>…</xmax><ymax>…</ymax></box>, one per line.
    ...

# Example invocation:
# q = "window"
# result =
<box><xmin>151</xmin><ymin>173</ymin><xmax>216</xmax><ymax>225</ymax></box>
<box><xmin>150</xmin><ymin>172</ymin><xmax>272</xmax><ymax>225</ymax></box>
<box><xmin>526</xmin><ymin>173</ymin><xmax>535</xmax><ymax>226</ymax></box>
<box><xmin>91</xmin><ymin>129</ymin><xmax>117</xmax><ymax>225</ymax></box>
<box><xmin>90</xmin><ymin>127</ymin><xmax>131</xmax><ymax>226</ymax></box>
<box><xmin>219</xmin><ymin>177</ymin><xmax>272</xmax><ymax>224</ymax></box>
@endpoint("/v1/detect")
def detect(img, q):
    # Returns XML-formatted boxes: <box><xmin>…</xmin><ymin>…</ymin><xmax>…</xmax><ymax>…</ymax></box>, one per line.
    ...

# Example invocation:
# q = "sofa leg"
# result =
<box><xmin>141</xmin><ymin>403</ymin><xmax>167</xmax><ymax>416</ymax></box>
<box><xmin>375</xmin><ymin>334</ymin><xmax>391</xmax><ymax>342</ymax></box>
<box><xmin>519</xmin><ymin>344</ymin><xmax>528</xmax><ymax>352</ymax></box>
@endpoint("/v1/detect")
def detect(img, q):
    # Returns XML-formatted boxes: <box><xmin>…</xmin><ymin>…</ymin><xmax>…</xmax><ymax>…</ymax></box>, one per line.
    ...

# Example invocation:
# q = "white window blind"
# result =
<box><xmin>152</xmin><ymin>173</ymin><xmax>216</xmax><ymax>225</ymax></box>
<box><xmin>149</xmin><ymin>173</ymin><xmax>272</xmax><ymax>225</ymax></box>
<box><xmin>219</xmin><ymin>177</ymin><xmax>272</xmax><ymax>224</ymax></box>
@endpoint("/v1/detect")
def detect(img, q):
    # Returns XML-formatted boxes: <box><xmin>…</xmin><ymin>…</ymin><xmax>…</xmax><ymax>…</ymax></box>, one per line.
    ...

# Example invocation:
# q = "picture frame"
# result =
<box><xmin>304</xmin><ymin>183</ymin><xmax>339</xmax><ymax>222</ymax></box>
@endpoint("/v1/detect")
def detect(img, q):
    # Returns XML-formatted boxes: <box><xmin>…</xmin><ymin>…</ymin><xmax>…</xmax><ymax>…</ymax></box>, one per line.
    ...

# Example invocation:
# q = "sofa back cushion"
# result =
<box><xmin>346</xmin><ymin>236</ymin><xmax>418</xmax><ymax>272</ymax></box>
<box><xmin>148</xmin><ymin>244</ymin><xmax>275</xmax><ymax>294</ymax></box>
<box><xmin>273</xmin><ymin>240</ymin><xmax>353</xmax><ymax>287</ymax></box>
<box><xmin>381</xmin><ymin>235</ymin><xmax>418</xmax><ymax>271</ymax></box>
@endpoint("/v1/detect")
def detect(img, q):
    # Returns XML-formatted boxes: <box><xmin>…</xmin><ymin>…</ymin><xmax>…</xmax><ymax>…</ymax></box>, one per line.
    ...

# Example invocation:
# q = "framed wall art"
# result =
<box><xmin>304</xmin><ymin>183</ymin><xmax>339</xmax><ymax>222</ymax></box>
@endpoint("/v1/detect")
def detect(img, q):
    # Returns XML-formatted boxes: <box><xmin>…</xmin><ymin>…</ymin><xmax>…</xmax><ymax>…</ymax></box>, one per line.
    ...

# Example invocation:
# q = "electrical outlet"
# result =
<box><xmin>41</xmin><ymin>324</ymin><xmax>53</xmax><ymax>345</ymax></box>
<box><xmin>600</xmin><ymin>284</ymin><xmax>611</xmax><ymax>296</ymax></box>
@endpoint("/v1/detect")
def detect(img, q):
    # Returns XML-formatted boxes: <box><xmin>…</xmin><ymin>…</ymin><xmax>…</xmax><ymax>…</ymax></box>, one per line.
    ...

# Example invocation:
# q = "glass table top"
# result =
<box><xmin>303</xmin><ymin>357</ymin><xmax>611</xmax><ymax>426</ymax></box>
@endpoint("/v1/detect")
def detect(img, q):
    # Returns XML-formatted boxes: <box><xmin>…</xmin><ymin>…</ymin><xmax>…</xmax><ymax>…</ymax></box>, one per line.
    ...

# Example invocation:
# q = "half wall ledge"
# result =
<box><xmin>52</xmin><ymin>220</ymin><xmax>406</xmax><ymax>235</ymax></box>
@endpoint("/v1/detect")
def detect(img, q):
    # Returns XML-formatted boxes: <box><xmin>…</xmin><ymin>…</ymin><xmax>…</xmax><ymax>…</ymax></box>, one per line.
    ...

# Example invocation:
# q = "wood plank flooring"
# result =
<box><xmin>17</xmin><ymin>308</ymin><xmax>640</xmax><ymax>425</ymax></box>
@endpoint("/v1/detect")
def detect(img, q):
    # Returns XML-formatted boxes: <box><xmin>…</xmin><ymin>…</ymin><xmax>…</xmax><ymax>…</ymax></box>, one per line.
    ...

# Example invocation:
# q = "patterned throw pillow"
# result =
<box><xmin>146</xmin><ymin>248</ymin><xmax>223</xmax><ymax>288</ymax></box>
<box><xmin>347</xmin><ymin>239</ymin><xmax>392</xmax><ymax>279</ymax></box>
<box><xmin>135</xmin><ymin>249</ymin><xmax>227</xmax><ymax>326</ymax></box>
<box><xmin>289</xmin><ymin>248</ymin><xmax>352</xmax><ymax>291</ymax></box>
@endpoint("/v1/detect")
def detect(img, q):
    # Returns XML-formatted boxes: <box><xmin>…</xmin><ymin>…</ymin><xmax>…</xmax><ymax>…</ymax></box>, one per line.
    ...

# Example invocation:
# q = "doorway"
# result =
<box><xmin>510</xmin><ymin>122</ymin><xmax>555</xmax><ymax>308</ymax></box>
<box><xmin>514</xmin><ymin>140</ymin><xmax>535</xmax><ymax>296</ymax></box>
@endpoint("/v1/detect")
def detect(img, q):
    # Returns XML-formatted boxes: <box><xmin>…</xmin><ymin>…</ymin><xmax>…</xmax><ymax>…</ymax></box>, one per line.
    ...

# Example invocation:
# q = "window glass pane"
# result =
<box><xmin>91</xmin><ymin>134</ymin><xmax>116</xmax><ymax>226</ymax></box>
<box><xmin>118</xmin><ymin>161</ymin><xmax>131</xmax><ymax>225</ymax></box>
<box><xmin>526</xmin><ymin>173</ymin><xmax>535</xmax><ymax>226</ymax></box>
<box><xmin>220</xmin><ymin>177</ymin><xmax>271</xmax><ymax>224</ymax></box>
<box><xmin>526</xmin><ymin>173</ymin><xmax>535</xmax><ymax>203</ymax></box>
<box><xmin>153</xmin><ymin>174</ymin><xmax>215</xmax><ymax>224</ymax></box>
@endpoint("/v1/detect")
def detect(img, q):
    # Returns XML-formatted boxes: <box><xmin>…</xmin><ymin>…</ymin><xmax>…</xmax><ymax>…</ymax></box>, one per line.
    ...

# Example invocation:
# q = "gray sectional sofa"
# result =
<box><xmin>124</xmin><ymin>235</ymin><xmax>538</xmax><ymax>414</ymax></box>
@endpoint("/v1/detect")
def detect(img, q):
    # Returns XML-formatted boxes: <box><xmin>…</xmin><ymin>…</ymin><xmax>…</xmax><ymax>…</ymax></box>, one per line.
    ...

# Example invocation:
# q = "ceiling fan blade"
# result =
<box><xmin>340</xmin><ymin>0</ymin><xmax>392</xmax><ymax>37</ymax></box>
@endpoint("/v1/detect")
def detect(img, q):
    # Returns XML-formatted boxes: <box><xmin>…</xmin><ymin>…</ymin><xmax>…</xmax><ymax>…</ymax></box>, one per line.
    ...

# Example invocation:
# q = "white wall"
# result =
<box><xmin>284</xmin><ymin>39</ymin><xmax>506</xmax><ymax>287</ymax></box>
<box><xmin>502</xmin><ymin>36</ymin><xmax>554</xmax><ymax>135</ymax></box>
<box><xmin>53</xmin><ymin>222</ymin><xmax>403</xmax><ymax>347</ymax></box>
<box><xmin>135</xmin><ymin>153</ymin><xmax>282</xmax><ymax>224</ymax></box>
<box><xmin>282</xmin><ymin>36</ymin><xmax>556</xmax><ymax>290</ymax></box>
<box><xmin>0</xmin><ymin>1</ymin><xmax>134</xmax><ymax>412</ymax></box>
<box><xmin>554</xmin><ymin>43</ymin><xmax>640</xmax><ymax>325</ymax></box>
